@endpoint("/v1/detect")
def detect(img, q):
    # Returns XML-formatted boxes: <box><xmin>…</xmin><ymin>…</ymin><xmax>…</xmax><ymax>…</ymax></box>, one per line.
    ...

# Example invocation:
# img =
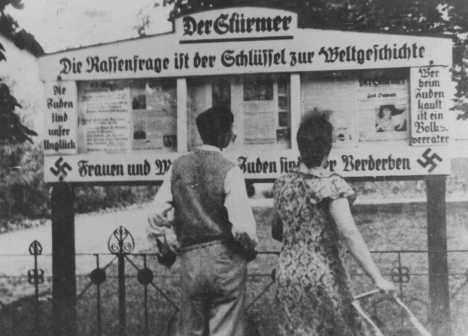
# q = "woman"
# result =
<box><xmin>272</xmin><ymin>113</ymin><xmax>395</xmax><ymax>336</ymax></box>
<box><xmin>376</xmin><ymin>104</ymin><xmax>407</xmax><ymax>133</ymax></box>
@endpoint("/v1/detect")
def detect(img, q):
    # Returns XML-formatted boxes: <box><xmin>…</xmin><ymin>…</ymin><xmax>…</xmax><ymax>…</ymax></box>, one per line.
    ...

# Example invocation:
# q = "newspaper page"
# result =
<box><xmin>78</xmin><ymin>88</ymin><xmax>132</xmax><ymax>153</ymax></box>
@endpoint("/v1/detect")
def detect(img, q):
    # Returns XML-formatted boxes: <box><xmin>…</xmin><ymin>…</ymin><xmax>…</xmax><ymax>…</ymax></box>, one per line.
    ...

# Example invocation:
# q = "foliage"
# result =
<box><xmin>74</xmin><ymin>185</ymin><xmax>159</xmax><ymax>214</ymax></box>
<box><xmin>134</xmin><ymin>8</ymin><xmax>152</xmax><ymax>36</ymax></box>
<box><xmin>0</xmin><ymin>0</ymin><xmax>42</xmax><ymax>56</ymax></box>
<box><xmin>0</xmin><ymin>0</ymin><xmax>39</xmax><ymax>146</ymax></box>
<box><xmin>0</xmin><ymin>145</ymin><xmax>157</xmax><ymax>233</ymax></box>
<box><xmin>0</xmin><ymin>144</ymin><xmax>48</xmax><ymax>223</ymax></box>
<box><xmin>0</xmin><ymin>83</ymin><xmax>37</xmax><ymax>144</ymax></box>
<box><xmin>0</xmin><ymin>144</ymin><xmax>160</xmax><ymax>230</ymax></box>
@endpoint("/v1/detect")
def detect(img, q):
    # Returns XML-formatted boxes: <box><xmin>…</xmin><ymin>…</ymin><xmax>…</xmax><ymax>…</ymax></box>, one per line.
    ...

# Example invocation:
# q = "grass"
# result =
<box><xmin>0</xmin><ymin>204</ymin><xmax>468</xmax><ymax>336</ymax></box>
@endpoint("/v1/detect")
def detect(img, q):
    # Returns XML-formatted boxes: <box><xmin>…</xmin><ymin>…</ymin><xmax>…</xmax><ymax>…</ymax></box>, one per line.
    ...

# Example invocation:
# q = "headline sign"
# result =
<box><xmin>38</xmin><ymin>8</ymin><xmax>452</xmax><ymax>81</ymax></box>
<box><xmin>44</xmin><ymin>146</ymin><xmax>450</xmax><ymax>183</ymax></box>
<box><xmin>410</xmin><ymin>66</ymin><xmax>453</xmax><ymax>146</ymax></box>
<box><xmin>43</xmin><ymin>81</ymin><xmax>78</xmax><ymax>155</ymax></box>
<box><xmin>178</xmin><ymin>9</ymin><xmax>297</xmax><ymax>39</ymax></box>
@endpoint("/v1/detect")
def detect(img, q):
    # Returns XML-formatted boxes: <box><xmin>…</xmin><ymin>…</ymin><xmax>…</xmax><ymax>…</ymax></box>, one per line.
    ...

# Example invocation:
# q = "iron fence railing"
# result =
<box><xmin>0</xmin><ymin>226</ymin><xmax>467</xmax><ymax>336</ymax></box>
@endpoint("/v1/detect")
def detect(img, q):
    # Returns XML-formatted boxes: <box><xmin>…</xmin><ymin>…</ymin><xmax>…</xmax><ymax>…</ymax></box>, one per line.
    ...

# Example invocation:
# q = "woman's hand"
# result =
<box><xmin>374</xmin><ymin>277</ymin><xmax>397</xmax><ymax>295</ymax></box>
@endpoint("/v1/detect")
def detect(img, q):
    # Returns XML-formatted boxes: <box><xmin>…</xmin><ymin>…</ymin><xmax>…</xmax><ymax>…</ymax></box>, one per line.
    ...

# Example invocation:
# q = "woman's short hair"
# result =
<box><xmin>196</xmin><ymin>106</ymin><xmax>234</xmax><ymax>145</ymax></box>
<box><xmin>297</xmin><ymin>113</ymin><xmax>333</xmax><ymax>168</ymax></box>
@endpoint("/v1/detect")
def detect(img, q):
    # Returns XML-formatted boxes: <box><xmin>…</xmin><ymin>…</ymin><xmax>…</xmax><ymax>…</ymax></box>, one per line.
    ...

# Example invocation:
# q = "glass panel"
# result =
<box><xmin>187</xmin><ymin>77</ymin><xmax>212</xmax><ymax>149</ymax></box>
<box><xmin>301</xmin><ymin>69</ymin><xmax>409</xmax><ymax>145</ymax></box>
<box><xmin>241</xmin><ymin>74</ymin><xmax>290</xmax><ymax>150</ymax></box>
<box><xmin>187</xmin><ymin>74</ymin><xmax>291</xmax><ymax>151</ymax></box>
<box><xmin>357</xmin><ymin>69</ymin><xmax>409</xmax><ymax>141</ymax></box>
<box><xmin>212</xmin><ymin>77</ymin><xmax>231</xmax><ymax>109</ymax></box>
<box><xmin>243</xmin><ymin>75</ymin><xmax>274</xmax><ymax>101</ymax></box>
<box><xmin>77</xmin><ymin>79</ymin><xmax>177</xmax><ymax>154</ymax></box>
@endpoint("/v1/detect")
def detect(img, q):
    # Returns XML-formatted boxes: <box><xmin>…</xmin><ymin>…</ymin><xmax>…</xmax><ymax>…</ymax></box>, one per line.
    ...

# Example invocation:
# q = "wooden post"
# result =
<box><xmin>177</xmin><ymin>78</ymin><xmax>188</xmax><ymax>153</ymax></box>
<box><xmin>289</xmin><ymin>73</ymin><xmax>301</xmax><ymax>153</ymax></box>
<box><xmin>51</xmin><ymin>182</ymin><xmax>76</xmax><ymax>336</ymax></box>
<box><xmin>426</xmin><ymin>176</ymin><xmax>451</xmax><ymax>336</ymax></box>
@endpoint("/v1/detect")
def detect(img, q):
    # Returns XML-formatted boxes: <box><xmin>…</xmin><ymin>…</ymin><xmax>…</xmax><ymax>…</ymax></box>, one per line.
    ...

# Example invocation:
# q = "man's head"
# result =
<box><xmin>196</xmin><ymin>107</ymin><xmax>234</xmax><ymax>149</ymax></box>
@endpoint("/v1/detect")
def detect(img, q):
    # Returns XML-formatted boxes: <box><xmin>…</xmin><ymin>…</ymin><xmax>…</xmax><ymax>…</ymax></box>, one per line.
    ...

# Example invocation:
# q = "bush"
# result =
<box><xmin>0</xmin><ymin>143</ymin><xmax>159</xmax><ymax>232</ymax></box>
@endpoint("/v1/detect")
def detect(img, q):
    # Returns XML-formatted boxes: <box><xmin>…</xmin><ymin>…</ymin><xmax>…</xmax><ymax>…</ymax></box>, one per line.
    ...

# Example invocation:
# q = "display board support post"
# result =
<box><xmin>51</xmin><ymin>182</ymin><xmax>76</xmax><ymax>336</ymax></box>
<box><xmin>177</xmin><ymin>78</ymin><xmax>188</xmax><ymax>152</ymax></box>
<box><xmin>426</xmin><ymin>175</ymin><xmax>451</xmax><ymax>336</ymax></box>
<box><xmin>290</xmin><ymin>73</ymin><xmax>300</xmax><ymax>153</ymax></box>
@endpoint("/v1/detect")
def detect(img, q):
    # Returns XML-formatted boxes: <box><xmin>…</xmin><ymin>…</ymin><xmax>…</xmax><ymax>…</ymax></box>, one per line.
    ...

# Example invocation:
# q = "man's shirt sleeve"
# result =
<box><xmin>149</xmin><ymin>166</ymin><xmax>173</xmax><ymax>218</ymax></box>
<box><xmin>224</xmin><ymin>166</ymin><xmax>258</xmax><ymax>244</ymax></box>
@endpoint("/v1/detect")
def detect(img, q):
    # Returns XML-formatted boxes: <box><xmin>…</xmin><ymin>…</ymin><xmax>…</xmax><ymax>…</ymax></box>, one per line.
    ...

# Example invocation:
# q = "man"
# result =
<box><xmin>148</xmin><ymin>106</ymin><xmax>258</xmax><ymax>336</ymax></box>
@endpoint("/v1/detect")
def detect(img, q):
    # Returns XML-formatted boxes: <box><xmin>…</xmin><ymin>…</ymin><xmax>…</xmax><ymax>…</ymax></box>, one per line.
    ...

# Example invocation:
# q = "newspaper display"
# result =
<box><xmin>188</xmin><ymin>79</ymin><xmax>212</xmax><ymax>149</ymax></box>
<box><xmin>242</xmin><ymin>75</ymin><xmax>276</xmax><ymax>145</ymax></box>
<box><xmin>243</xmin><ymin>102</ymin><xmax>277</xmax><ymax>145</ymax></box>
<box><xmin>358</xmin><ymin>72</ymin><xmax>409</xmax><ymax>141</ymax></box>
<box><xmin>77</xmin><ymin>88</ymin><xmax>132</xmax><ymax>153</ymax></box>
<box><xmin>301</xmin><ymin>76</ymin><xmax>357</xmax><ymax>145</ymax></box>
<box><xmin>77</xmin><ymin>80</ymin><xmax>177</xmax><ymax>154</ymax></box>
<box><xmin>187</xmin><ymin>76</ymin><xmax>291</xmax><ymax>149</ymax></box>
<box><xmin>39</xmin><ymin>6</ymin><xmax>453</xmax><ymax>183</ymax></box>
<box><xmin>131</xmin><ymin>82</ymin><xmax>177</xmax><ymax>152</ymax></box>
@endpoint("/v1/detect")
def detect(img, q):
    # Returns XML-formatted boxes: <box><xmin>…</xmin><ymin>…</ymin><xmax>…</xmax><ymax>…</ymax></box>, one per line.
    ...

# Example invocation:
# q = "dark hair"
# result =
<box><xmin>196</xmin><ymin>106</ymin><xmax>234</xmax><ymax>146</ymax></box>
<box><xmin>378</xmin><ymin>104</ymin><xmax>404</xmax><ymax>118</ymax></box>
<box><xmin>297</xmin><ymin>113</ymin><xmax>333</xmax><ymax>168</ymax></box>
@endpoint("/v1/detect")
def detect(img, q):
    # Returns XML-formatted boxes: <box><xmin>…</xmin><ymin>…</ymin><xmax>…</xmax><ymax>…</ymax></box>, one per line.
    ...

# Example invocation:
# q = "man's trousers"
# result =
<box><xmin>177</xmin><ymin>241</ymin><xmax>248</xmax><ymax>336</ymax></box>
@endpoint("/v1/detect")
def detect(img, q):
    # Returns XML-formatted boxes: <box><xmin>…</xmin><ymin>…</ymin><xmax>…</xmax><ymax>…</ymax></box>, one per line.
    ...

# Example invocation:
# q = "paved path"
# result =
<box><xmin>0</xmin><ymin>205</ymin><xmax>154</xmax><ymax>276</ymax></box>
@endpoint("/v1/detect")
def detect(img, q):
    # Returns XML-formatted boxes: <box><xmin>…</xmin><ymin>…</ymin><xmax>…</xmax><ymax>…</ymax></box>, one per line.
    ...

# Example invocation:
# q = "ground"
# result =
<box><xmin>0</xmin><ymin>199</ymin><xmax>467</xmax><ymax>335</ymax></box>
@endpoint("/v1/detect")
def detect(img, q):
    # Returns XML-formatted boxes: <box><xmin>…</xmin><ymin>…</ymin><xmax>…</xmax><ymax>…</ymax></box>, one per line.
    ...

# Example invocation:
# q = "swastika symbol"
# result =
<box><xmin>50</xmin><ymin>157</ymin><xmax>72</xmax><ymax>179</ymax></box>
<box><xmin>417</xmin><ymin>148</ymin><xmax>442</xmax><ymax>173</ymax></box>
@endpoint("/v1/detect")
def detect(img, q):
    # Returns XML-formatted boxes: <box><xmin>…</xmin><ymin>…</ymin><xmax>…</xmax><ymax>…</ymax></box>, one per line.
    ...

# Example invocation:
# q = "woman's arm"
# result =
<box><xmin>329</xmin><ymin>198</ymin><xmax>395</xmax><ymax>293</ymax></box>
<box><xmin>272</xmin><ymin>212</ymin><xmax>283</xmax><ymax>242</ymax></box>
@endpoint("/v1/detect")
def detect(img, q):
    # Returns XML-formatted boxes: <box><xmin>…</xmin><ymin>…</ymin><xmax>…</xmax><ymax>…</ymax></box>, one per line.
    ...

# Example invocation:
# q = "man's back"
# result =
<box><xmin>148</xmin><ymin>106</ymin><xmax>256</xmax><ymax>336</ymax></box>
<box><xmin>171</xmin><ymin>149</ymin><xmax>235</xmax><ymax>247</ymax></box>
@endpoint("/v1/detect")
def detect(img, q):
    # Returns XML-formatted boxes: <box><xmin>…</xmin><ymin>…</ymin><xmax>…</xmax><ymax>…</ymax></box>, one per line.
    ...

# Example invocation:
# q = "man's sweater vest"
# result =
<box><xmin>171</xmin><ymin>150</ymin><xmax>235</xmax><ymax>247</ymax></box>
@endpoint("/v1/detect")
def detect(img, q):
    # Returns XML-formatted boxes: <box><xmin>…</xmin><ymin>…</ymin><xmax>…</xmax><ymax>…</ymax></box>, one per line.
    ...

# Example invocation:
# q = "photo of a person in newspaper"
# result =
<box><xmin>375</xmin><ymin>104</ymin><xmax>407</xmax><ymax>133</ymax></box>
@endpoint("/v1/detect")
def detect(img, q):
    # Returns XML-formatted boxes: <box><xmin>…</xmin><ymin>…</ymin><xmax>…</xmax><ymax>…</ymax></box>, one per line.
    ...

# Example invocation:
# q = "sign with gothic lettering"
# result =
<box><xmin>410</xmin><ymin>66</ymin><xmax>453</xmax><ymax>146</ymax></box>
<box><xmin>39</xmin><ymin>6</ymin><xmax>454</xmax><ymax>183</ymax></box>
<box><xmin>43</xmin><ymin>146</ymin><xmax>451</xmax><ymax>182</ymax></box>
<box><xmin>43</xmin><ymin>81</ymin><xmax>78</xmax><ymax>155</ymax></box>
<box><xmin>176</xmin><ymin>8</ymin><xmax>298</xmax><ymax>41</ymax></box>
<box><xmin>38</xmin><ymin>7</ymin><xmax>451</xmax><ymax>81</ymax></box>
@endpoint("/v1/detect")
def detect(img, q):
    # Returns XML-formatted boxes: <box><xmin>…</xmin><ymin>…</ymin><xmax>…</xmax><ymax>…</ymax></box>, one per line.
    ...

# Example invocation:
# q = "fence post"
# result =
<box><xmin>118</xmin><ymin>246</ymin><xmax>126</xmax><ymax>336</ymax></box>
<box><xmin>426</xmin><ymin>176</ymin><xmax>451</xmax><ymax>336</ymax></box>
<box><xmin>51</xmin><ymin>182</ymin><xmax>76</xmax><ymax>336</ymax></box>
<box><xmin>108</xmin><ymin>226</ymin><xmax>135</xmax><ymax>336</ymax></box>
<box><xmin>28</xmin><ymin>240</ymin><xmax>44</xmax><ymax>335</ymax></box>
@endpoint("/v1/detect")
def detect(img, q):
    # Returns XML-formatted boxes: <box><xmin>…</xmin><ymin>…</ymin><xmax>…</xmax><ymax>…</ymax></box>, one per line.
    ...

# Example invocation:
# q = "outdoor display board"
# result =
<box><xmin>39</xmin><ymin>7</ymin><xmax>454</xmax><ymax>183</ymax></box>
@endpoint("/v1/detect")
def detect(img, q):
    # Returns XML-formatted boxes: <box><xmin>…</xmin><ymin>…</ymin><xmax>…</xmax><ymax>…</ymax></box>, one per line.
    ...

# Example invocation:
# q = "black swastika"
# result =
<box><xmin>417</xmin><ymin>148</ymin><xmax>442</xmax><ymax>173</ymax></box>
<box><xmin>50</xmin><ymin>157</ymin><xmax>72</xmax><ymax>179</ymax></box>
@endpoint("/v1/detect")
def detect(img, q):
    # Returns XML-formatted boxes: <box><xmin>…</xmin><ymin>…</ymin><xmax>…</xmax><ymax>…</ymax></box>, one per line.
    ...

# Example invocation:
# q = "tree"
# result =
<box><xmin>0</xmin><ymin>0</ymin><xmax>40</xmax><ymax>144</ymax></box>
<box><xmin>146</xmin><ymin>0</ymin><xmax>468</xmax><ymax>119</ymax></box>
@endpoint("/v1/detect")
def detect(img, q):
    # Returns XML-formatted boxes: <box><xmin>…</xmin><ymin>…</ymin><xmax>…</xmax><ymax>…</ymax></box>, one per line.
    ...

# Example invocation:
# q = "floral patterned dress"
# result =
<box><xmin>272</xmin><ymin>168</ymin><xmax>370</xmax><ymax>336</ymax></box>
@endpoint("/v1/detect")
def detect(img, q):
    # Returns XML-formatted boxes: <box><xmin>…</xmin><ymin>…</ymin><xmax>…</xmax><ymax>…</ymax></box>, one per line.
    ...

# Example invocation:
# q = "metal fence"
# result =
<box><xmin>0</xmin><ymin>226</ymin><xmax>467</xmax><ymax>336</ymax></box>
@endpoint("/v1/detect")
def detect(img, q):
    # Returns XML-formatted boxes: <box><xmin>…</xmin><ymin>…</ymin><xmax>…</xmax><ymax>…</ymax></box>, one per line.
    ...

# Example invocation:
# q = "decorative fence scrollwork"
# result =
<box><xmin>0</xmin><ymin>230</ymin><xmax>467</xmax><ymax>336</ymax></box>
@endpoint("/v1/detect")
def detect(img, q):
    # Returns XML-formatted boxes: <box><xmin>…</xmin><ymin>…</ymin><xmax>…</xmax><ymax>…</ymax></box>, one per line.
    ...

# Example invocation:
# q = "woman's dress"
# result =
<box><xmin>272</xmin><ymin>168</ymin><xmax>370</xmax><ymax>336</ymax></box>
